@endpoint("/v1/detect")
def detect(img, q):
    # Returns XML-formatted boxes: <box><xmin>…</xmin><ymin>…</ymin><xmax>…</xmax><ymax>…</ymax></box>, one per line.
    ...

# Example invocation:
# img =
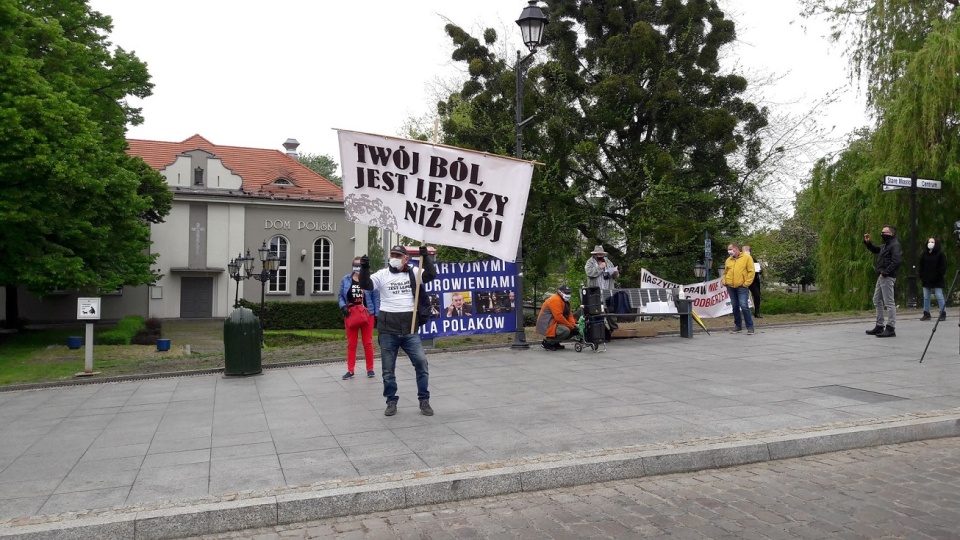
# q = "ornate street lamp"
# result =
<box><xmin>228</xmin><ymin>255</ymin><xmax>243</xmax><ymax>308</ymax></box>
<box><xmin>228</xmin><ymin>241</ymin><xmax>279</xmax><ymax>347</ymax></box>
<box><xmin>693</xmin><ymin>261</ymin><xmax>705</xmax><ymax>281</ymax></box>
<box><xmin>511</xmin><ymin>0</ymin><xmax>548</xmax><ymax>350</ymax></box>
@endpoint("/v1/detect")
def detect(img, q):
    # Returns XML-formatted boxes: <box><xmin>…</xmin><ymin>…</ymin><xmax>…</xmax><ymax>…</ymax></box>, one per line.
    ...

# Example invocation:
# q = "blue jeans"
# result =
<box><xmin>923</xmin><ymin>287</ymin><xmax>946</xmax><ymax>314</ymax></box>
<box><xmin>378</xmin><ymin>333</ymin><xmax>429</xmax><ymax>403</ymax></box>
<box><xmin>727</xmin><ymin>286</ymin><xmax>754</xmax><ymax>330</ymax></box>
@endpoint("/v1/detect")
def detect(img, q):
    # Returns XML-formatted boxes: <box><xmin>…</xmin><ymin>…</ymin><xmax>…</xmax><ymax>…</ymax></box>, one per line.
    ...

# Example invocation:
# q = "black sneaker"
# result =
<box><xmin>730</xmin><ymin>327</ymin><xmax>743</xmax><ymax>334</ymax></box>
<box><xmin>865</xmin><ymin>325</ymin><xmax>884</xmax><ymax>335</ymax></box>
<box><xmin>875</xmin><ymin>325</ymin><xmax>896</xmax><ymax>338</ymax></box>
<box><xmin>342</xmin><ymin>372</ymin><xmax>354</xmax><ymax>380</ymax></box>
<box><xmin>367</xmin><ymin>370</ymin><xmax>376</xmax><ymax>378</ymax></box>
<box><xmin>384</xmin><ymin>402</ymin><xmax>397</xmax><ymax>416</ymax></box>
<box><xmin>419</xmin><ymin>400</ymin><xmax>434</xmax><ymax>416</ymax></box>
<box><xmin>939</xmin><ymin>312</ymin><xmax>947</xmax><ymax>321</ymax></box>
<box><xmin>921</xmin><ymin>311</ymin><xmax>931</xmax><ymax>321</ymax></box>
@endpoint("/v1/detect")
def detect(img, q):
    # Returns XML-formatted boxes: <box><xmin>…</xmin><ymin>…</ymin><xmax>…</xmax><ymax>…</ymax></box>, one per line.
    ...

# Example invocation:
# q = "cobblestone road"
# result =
<box><xmin>186</xmin><ymin>437</ymin><xmax>960</xmax><ymax>539</ymax></box>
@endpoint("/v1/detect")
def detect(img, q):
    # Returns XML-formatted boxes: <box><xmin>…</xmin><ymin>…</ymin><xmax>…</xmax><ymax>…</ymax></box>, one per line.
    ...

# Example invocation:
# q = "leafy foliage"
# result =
<box><xmin>96</xmin><ymin>316</ymin><xmax>145</xmax><ymax>345</ymax></box>
<box><xmin>298</xmin><ymin>153</ymin><xmax>342</xmax><ymax>186</ymax></box>
<box><xmin>804</xmin><ymin>8</ymin><xmax>960</xmax><ymax>310</ymax></box>
<box><xmin>800</xmin><ymin>0</ymin><xmax>958</xmax><ymax>112</ymax></box>
<box><xmin>0</xmin><ymin>0</ymin><xmax>170</xmax><ymax>307</ymax></box>
<box><xmin>436</xmin><ymin>0</ymin><xmax>767</xmax><ymax>287</ymax></box>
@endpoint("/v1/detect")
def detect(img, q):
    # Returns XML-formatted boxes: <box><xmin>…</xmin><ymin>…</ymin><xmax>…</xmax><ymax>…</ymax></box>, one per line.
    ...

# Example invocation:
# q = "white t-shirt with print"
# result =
<box><xmin>368</xmin><ymin>268</ymin><xmax>419</xmax><ymax>313</ymax></box>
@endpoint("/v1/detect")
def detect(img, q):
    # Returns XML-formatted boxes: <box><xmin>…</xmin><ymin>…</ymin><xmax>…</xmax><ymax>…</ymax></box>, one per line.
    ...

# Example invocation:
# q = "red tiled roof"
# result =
<box><xmin>126</xmin><ymin>134</ymin><xmax>343</xmax><ymax>202</ymax></box>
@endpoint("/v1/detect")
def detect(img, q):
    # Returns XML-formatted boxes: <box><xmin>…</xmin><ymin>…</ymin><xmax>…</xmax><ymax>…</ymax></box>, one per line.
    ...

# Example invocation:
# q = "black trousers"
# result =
<box><xmin>748</xmin><ymin>279</ymin><xmax>761</xmax><ymax>316</ymax></box>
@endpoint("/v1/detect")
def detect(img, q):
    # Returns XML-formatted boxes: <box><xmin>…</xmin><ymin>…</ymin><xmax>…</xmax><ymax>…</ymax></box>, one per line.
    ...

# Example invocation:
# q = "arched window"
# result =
<box><xmin>312</xmin><ymin>238</ymin><xmax>332</xmax><ymax>293</ymax></box>
<box><xmin>269</xmin><ymin>236</ymin><xmax>289</xmax><ymax>293</ymax></box>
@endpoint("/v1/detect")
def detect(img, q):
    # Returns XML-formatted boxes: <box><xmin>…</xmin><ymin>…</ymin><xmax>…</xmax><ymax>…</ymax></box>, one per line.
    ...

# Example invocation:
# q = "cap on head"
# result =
<box><xmin>558</xmin><ymin>285</ymin><xmax>572</xmax><ymax>294</ymax></box>
<box><xmin>390</xmin><ymin>245</ymin><xmax>408</xmax><ymax>257</ymax></box>
<box><xmin>590</xmin><ymin>245</ymin><xmax>606</xmax><ymax>255</ymax></box>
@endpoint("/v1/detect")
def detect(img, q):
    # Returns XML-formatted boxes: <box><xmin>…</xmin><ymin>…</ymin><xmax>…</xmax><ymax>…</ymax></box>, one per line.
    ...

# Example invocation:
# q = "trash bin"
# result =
<box><xmin>67</xmin><ymin>336</ymin><xmax>83</xmax><ymax>349</ymax></box>
<box><xmin>223</xmin><ymin>307</ymin><xmax>263</xmax><ymax>376</ymax></box>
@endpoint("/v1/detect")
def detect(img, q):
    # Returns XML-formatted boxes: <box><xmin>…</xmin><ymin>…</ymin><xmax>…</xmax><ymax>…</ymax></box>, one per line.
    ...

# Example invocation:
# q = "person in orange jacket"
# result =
<box><xmin>536</xmin><ymin>285</ymin><xmax>578</xmax><ymax>350</ymax></box>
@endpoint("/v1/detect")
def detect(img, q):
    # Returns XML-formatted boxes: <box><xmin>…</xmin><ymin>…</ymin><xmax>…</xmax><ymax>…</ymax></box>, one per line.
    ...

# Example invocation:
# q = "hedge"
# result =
<box><xmin>97</xmin><ymin>315</ymin><xmax>145</xmax><ymax>345</ymax></box>
<box><xmin>238</xmin><ymin>299</ymin><xmax>343</xmax><ymax>330</ymax></box>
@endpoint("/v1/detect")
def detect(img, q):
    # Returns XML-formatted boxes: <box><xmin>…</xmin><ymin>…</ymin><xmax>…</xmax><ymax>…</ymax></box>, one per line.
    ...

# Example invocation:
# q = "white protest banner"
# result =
<box><xmin>640</xmin><ymin>268</ymin><xmax>733</xmax><ymax>318</ymax></box>
<box><xmin>337</xmin><ymin>130</ymin><xmax>535</xmax><ymax>262</ymax></box>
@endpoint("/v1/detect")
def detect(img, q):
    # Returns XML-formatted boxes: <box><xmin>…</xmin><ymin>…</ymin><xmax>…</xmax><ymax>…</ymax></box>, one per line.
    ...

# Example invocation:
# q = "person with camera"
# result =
<box><xmin>338</xmin><ymin>256</ymin><xmax>380</xmax><ymax>380</ymax></box>
<box><xmin>919</xmin><ymin>236</ymin><xmax>947</xmax><ymax>321</ymax></box>
<box><xmin>359</xmin><ymin>245</ymin><xmax>437</xmax><ymax>416</ymax></box>
<box><xmin>536</xmin><ymin>285</ymin><xmax>578</xmax><ymax>351</ymax></box>
<box><xmin>863</xmin><ymin>225</ymin><xmax>902</xmax><ymax>337</ymax></box>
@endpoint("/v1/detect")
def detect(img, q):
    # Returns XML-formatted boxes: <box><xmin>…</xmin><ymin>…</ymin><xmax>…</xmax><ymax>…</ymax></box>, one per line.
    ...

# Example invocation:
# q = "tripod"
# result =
<box><xmin>919</xmin><ymin>265</ymin><xmax>960</xmax><ymax>363</ymax></box>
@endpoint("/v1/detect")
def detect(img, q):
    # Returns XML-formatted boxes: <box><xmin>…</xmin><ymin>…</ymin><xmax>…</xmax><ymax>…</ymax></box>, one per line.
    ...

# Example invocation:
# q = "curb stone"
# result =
<box><xmin>1</xmin><ymin>413</ymin><xmax>957</xmax><ymax>540</ymax></box>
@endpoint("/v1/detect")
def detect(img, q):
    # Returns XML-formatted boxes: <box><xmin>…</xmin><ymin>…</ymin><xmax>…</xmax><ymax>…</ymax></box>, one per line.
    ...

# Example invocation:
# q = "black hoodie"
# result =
<box><xmin>918</xmin><ymin>238</ymin><xmax>947</xmax><ymax>289</ymax></box>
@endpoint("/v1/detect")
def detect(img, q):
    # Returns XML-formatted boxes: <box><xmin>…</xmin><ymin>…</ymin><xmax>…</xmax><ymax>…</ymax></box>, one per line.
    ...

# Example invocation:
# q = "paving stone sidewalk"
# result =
<box><xmin>182</xmin><ymin>437</ymin><xmax>960</xmax><ymax>539</ymax></box>
<box><xmin>1</xmin><ymin>313</ymin><xmax>960</xmax><ymax>538</ymax></box>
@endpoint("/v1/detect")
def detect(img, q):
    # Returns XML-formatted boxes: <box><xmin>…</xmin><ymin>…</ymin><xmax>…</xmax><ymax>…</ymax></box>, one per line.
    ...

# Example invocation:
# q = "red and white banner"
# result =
<box><xmin>640</xmin><ymin>268</ymin><xmax>734</xmax><ymax>318</ymax></box>
<box><xmin>337</xmin><ymin>130</ymin><xmax>534</xmax><ymax>262</ymax></box>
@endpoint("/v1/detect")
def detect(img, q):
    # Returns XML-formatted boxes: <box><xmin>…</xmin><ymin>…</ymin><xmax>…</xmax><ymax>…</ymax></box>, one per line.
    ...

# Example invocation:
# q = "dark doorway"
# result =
<box><xmin>180</xmin><ymin>277</ymin><xmax>213</xmax><ymax>318</ymax></box>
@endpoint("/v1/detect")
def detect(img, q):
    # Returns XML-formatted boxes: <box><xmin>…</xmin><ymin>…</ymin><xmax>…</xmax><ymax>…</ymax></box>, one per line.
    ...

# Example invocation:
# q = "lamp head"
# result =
<box><xmin>516</xmin><ymin>0</ymin><xmax>548</xmax><ymax>52</ymax></box>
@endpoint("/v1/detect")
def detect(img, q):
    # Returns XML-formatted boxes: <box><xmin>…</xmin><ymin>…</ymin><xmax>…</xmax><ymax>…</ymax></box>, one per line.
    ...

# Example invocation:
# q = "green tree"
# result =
<box><xmin>803</xmin><ymin>7</ymin><xmax>960</xmax><ymax>309</ymax></box>
<box><xmin>766</xmin><ymin>187</ymin><xmax>818</xmax><ymax>290</ymax></box>
<box><xmin>800</xmin><ymin>0</ymin><xmax>957</xmax><ymax>112</ymax></box>
<box><xmin>0</xmin><ymin>0</ymin><xmax>170</xmax><ymax>326</ymax></box>
<box><xmin>436</xmin><ymin>0</ymin><xmax>766</xmax><ymax>287</ymax></box>
<box><xmin>298</xmin><ymin>153</ymin><xmax>342</xmax><ymax>186</ymax></box>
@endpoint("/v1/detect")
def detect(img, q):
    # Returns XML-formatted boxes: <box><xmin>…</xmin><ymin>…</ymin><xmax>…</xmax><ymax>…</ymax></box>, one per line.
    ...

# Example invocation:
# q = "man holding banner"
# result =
<box><xmin>360</xmin><ymin>245</ymin><xmax>437</xmax><ymax>417</ymax></box>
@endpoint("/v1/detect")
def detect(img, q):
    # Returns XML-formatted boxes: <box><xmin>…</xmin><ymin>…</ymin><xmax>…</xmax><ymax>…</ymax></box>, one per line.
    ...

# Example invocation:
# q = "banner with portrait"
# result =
<box><xmin>410</xmin><ymin>257</ymin><xmax>517</xmax><ymax>338</ymax></box>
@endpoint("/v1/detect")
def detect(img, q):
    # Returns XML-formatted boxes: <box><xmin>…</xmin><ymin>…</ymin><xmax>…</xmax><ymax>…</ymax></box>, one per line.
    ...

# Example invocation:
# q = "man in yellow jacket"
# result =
<box><xmin>723</xmin><ymin>243</ymin><xmax>756</xmax><ymax>335</ymax></box>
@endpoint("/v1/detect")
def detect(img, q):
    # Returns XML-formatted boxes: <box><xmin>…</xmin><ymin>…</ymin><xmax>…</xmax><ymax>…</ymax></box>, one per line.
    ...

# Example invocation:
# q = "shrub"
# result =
<box><xmin>97</xmin><ymin>316</ymin><xmax>145</xmax><ymax>345</ymax></box>
<box><xmin>131</xmin><ymin>318</ymin><xmax>163</xmax><ymax>345</ymax></box>
<box><xmin>238</xmin><ymin>299</ymin><xmax>343</xmax><ymax>330</ymax></box>
<box><xmin>760</xmin><ymin>290</ymin><xmax>820</xmax><ymax>315</ymax></box>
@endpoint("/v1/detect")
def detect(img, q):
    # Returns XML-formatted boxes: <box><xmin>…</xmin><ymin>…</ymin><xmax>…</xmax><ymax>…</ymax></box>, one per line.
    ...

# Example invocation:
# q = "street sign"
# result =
<box><xmin>883</xmin><ymin>175</ymin><xmax>942</xmax><ymax>190</ymax></box>
<box><xmin>77</xmin><ymin>298</ymin><xmax>101</xmax><ymax>320</ymax></box>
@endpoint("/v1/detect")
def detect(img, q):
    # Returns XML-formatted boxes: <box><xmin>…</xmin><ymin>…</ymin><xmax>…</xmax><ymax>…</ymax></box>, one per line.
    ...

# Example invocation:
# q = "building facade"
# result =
<box><xmin>8</xmin><ymin>135</ymin><xmax>362</xmax><ymax>323</ymax></box>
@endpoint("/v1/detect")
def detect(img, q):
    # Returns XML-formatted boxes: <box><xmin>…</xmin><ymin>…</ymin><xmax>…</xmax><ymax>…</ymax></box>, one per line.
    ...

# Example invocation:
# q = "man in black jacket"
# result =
<box><xmin>863</xmin><ymin>225</ymin><xmax>902</xmax><ymax>337</ymax></box>
<box><xmin>359</xmin><ymin>245</ymin><xmax>437</xmax><ymax>416</ymax></box>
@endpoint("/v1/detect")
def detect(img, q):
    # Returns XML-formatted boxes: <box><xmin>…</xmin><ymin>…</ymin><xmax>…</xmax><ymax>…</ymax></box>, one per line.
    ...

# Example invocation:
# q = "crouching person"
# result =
<box><xmin>537</xmin><ymin>285</ymin><xmax>578</xmax><ymax>351</ymax></box>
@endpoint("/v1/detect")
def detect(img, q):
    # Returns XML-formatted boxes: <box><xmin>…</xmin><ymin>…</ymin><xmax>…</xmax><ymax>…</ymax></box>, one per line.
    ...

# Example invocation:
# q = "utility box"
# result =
<box><xmin>223</xmin><ymin>308</ymin><xmax>263</xmax><ymax>376</ymax></box>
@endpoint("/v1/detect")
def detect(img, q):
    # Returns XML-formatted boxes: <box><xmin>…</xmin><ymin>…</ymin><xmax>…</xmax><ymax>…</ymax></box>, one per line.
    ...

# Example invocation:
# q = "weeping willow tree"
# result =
<box><xmin>809</xmin><ymin>8</ymin><xmax>960</xmax><ymax>309</ymax></box>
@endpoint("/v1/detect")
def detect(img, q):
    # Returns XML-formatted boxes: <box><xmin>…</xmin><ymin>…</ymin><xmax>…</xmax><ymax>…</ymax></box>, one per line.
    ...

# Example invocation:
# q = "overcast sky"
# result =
<box><xmin>88</xmin><ymin>0</ymin><xmax>868</xmax><ymax>170</ymax></box>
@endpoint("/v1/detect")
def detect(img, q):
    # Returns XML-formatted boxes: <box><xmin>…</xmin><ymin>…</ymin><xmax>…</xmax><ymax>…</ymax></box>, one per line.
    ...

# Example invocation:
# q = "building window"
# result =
<box><xmin>194</xmin><ymin>166</ymin><xmax>204</xmax><ymax>186</ymax></box>
<box><xmin>269</xmin><ymin>236</ymin><xmax>289</xmax><ymax>293</ymax></box>
<box><xmin>312</xmin><ymin>238</ymin><xmax>332</xmax><ymax>293</ymax></box>
<box><xmin>272</xmin><ymin>178</ymin><xmax>293</xmax><ymax>186</ymax></box>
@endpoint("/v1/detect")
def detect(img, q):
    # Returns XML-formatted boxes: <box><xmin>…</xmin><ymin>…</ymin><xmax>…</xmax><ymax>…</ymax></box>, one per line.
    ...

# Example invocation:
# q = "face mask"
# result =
<box><xmin>881</xmin><ymin>234</ymin><xmax>892</xmax><ymax>242</ymax></box>
<box><xmin>388</xmin><ymin>258</ymin><xmax>403</xmax><ymax>269</ymax></box>
<box><xmin>595</xmin><ymin>255</ymin><xmax>604</xmax><ymax>260</ymax></box>
<box><xmin>928</xmin><ymin>242</ymin><xmax>935</xmax><ymax>250</ymax></box>
<box><xmin>560</xmin><ymin>293</ymin><xmax>571</xmax><ymax>301</ymax></box>
<box><xmin>727</xmin><ymin>250</ymin><xmax>734</xmax><ymax>256</ymax></box>
<box><xmin>352</xmin><ymin>265</ymin><xmax>361</xmax><ymax>273</ymax></box>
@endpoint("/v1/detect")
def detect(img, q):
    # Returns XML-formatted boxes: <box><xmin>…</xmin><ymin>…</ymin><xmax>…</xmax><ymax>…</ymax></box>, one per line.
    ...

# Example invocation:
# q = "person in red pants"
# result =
<box><xmin>338</xmin><ymin>257</ymin><xmax>380</xmax><ymax>379</ymax></box>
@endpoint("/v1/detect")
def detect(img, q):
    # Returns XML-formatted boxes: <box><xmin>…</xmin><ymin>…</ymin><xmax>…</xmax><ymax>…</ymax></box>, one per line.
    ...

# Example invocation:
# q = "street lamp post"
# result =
<box><xmin>511</xmin><ymin>0</ymin><xmax>548</xmax><ymax>350</ymax></box>
<box><xmin>693</xmin><ymin>262</ymin><xmax>706</xmax><ymax>281</ymax></box>
<box><xmin>227</xmin><ymin>241</ymin><xmax>278</xmax><ymax>347</ymax></box>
